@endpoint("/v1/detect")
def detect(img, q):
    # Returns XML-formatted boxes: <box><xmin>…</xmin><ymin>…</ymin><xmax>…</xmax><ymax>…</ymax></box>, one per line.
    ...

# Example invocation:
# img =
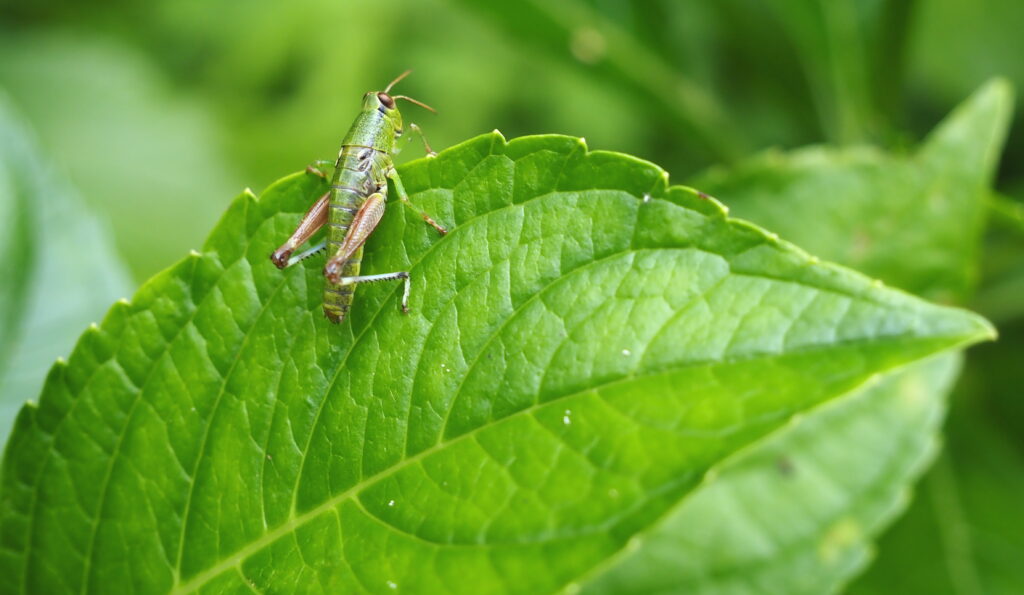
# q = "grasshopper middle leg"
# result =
<box><xmin>386</xmin><ymin>168</ymin><xmax>447</xmax><ymax>235</ymax></box>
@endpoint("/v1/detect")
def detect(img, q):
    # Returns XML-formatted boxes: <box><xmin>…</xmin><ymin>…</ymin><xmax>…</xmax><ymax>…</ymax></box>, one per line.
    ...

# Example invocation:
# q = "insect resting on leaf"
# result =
<box><xmin>270</xmin><ymin>70</ymin><xmax>446</xmax><ymax>323</ymax></box>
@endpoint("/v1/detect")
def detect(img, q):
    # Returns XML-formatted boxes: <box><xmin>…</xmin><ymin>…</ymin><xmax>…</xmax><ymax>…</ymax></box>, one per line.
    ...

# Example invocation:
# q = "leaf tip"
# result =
<box><xmin>977</xmin><ymin>314</ymin><xmax>998</xmax><ymax>342</ymax></box>
<box><xmin>668</xmin><ymin>185</ymin><xmax>731</xmax><ymax>218</ymax></box>
<box><xmin>938</xmin><ymin>308</ymin><xmax>997</xmax><ymax>348</ymax></box>
<box><xmin>486</xmin><ymin>129</ymin><xmax>507</xmax><ymax>145</ymax></box>
<box><xmin>979</xmin><ymin>76</ymin><xmax>1015</xmax><ymax>105</ymax></box>
<box><xmin>921</xmin><ymin>78</ymin><xmax>1015</xmax><ymax>163</ymax></box>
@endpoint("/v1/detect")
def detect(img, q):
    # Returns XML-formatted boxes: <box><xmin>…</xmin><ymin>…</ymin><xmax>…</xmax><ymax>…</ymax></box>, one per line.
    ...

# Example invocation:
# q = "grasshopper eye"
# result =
<box><xmin>377</xmin><ymin>92</ymin><xmax>396</xmax><ymax>109</ymax></box>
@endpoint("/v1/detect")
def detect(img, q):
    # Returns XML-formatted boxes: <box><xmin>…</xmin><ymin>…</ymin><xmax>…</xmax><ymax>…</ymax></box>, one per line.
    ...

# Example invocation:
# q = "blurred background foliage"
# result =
<box><xmin>1</xmin><ymin>0</ymin><xmax>1022</xmax><ymax>591</ymax></box>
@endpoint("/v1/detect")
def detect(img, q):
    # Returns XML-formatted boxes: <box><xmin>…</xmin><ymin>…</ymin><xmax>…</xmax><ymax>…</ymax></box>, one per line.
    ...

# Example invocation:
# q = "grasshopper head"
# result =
<box><xmin>364</xmin><ymin>91</ymin><xmax>404</xmax><ymax>130</ymax></box>
<box><xmin>361</xmin><ymin>71</ymin><xmax>436</xmax><ymax>135</ymax></box>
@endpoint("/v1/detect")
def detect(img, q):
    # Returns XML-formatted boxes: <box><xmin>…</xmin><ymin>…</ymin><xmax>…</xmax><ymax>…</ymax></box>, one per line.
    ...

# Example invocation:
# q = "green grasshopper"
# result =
<box><xmin>270</xmin><ymin>71</ymin><xmax>446</xmax><ymax>323</ymax></box>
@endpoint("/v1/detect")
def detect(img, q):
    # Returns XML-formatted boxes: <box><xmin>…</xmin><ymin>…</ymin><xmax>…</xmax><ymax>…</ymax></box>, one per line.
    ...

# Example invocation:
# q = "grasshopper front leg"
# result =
<box><xmin>305</xmin><ymin>159</ymin><xmax>335</xmax><ymax>179</ymax></box>
<box><xmin>408</xmin><ymin>123</ymin><xmax>437</xmax><ymax>157</ymax></box>
<box><xmin>270</xmin><ymin>191</ymin><xmax>329</xmax><ymax>269</ymax></box>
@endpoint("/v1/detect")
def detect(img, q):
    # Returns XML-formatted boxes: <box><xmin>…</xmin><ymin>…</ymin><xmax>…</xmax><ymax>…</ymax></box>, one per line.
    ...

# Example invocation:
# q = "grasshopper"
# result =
<box><xmin>270</xmin><ymin>71</ymin><xmax>446</xmax><ymax>323</ymax></box>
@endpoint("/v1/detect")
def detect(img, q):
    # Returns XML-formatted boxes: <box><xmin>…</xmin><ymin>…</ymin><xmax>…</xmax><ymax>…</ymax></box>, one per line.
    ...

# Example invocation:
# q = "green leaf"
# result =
<box><xmin>676</xmin><ymin>80</ymin><xmax>1014</xmax><ymax>592</ymax></box>
<box><xmin>850</xmin><ymin>316</ymin><xmax>1024</xmax><ymax>595</ymax></box>
<box><xmin>0</xmin><ymin>95</ymin><xmax>132</xmax><ymax>447</ymax></box>
<box><xmin>578</xmin><ymin>80</ymin><xmax>1013</xmax><ymax>594</ymax></box>
<box><xmin>582</xmin><ymin>353</ymin><xmax>961</xmax><ymax>594</ymax></box>
<box><xmin>0</xmin><ymin>31</ymin><xmax>245</xmax><ymax>280</ymax></box>
<box><xmin>0</xmin><ymin>132</ymin><xmax>992</xmax><ymax>593</ymax></box>
<box><xmin>974</xmin><ymin>193</ymin><xmax>1024</xmax><ymax>324</ymax></box>
<box><xmin>692</xmin><ymin>78</ymin><xmax>1013</xmax><ymax>304</ymax></box>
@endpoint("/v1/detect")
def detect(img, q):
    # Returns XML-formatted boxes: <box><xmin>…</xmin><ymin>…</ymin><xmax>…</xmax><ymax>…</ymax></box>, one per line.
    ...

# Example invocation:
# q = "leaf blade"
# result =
<box><xmin>1</xmin><ymin>132</ymin><xmax>992</xmax><ymax>594</ymax></box>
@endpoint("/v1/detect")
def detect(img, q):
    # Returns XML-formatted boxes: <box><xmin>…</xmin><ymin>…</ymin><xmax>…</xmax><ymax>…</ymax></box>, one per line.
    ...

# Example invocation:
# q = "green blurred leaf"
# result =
<box><xmin>0</xmin><ymin>31</ymin><xmax>244</xmax><ymax>281</ymax></box>
<box><xmin>973</xmin><ymin>193</ymin><xmax>1024</xmax><ymax>324</ymax></box>
<box><xmin>691</xmin><ymin>79</ymin><xmax>1021</xmax><ymax>593</ymax></box>
<box><xmin>850</xmin><ymin>327</ymin><xmax>1024</xmax><ymax>594</ymax></box>
<box><xmin>581</xmin><ymin>78</ymin><xmax>1011</xmax><ymax>593</ymax></box>
<box><xmin>0</xmin><ymin>95</ymin><xmax>132</xmax><ymax>447</ymax></box>
<box><xmin>0</xmin><ymin>132</ymin><xmax>992</xmax><ymax>592</ymax></box>
<box><xmin>692</xmin><ymin>79</ymin><xmax>1013</xmax><ymax>303</ymax></box>
<box><xmin>583</xmin><ymin>353</ymin><xmax>960</xmax><ymax>594</ymax></box>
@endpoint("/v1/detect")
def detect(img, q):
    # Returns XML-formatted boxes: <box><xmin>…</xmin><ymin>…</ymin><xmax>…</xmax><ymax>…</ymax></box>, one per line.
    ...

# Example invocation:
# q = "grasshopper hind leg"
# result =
<box><xmin>270</xmin><ymin>191</ymin><xmax>330</xmax><ymax>268</ymax></box>
<box><xmin>323</xmin><ymin>271</ymin><xmax>411</xmax><ymax>323</ymax></box>
<box><xmin>283</xmin><ymin>241</ymin><xmax>327</xmax><ymax>267</ymax></box>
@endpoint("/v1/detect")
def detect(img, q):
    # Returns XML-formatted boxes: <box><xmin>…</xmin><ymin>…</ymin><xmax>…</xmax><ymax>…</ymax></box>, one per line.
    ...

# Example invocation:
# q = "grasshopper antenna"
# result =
<box><xmin>384</xmin><ymin>70</ymin><xmax>412</xmax><ymax>93</ymax></box>
<box><xmin>393</xmin><ymin>95</ymin><xmax>437</xmax><ymax>113</ymax></box>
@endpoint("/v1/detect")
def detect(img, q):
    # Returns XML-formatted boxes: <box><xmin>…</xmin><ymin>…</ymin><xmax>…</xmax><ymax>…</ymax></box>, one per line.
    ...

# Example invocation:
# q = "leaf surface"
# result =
<box><xmin>0</xmin><ymin>132</ymin><xmax>992</xmax><ymax>593</ymax></box>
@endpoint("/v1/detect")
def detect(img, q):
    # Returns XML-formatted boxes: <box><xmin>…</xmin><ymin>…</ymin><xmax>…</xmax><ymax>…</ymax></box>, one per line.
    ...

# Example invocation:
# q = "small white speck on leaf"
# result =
<box><xmin>642</xmin><ymin>193</ymin><xmax>651</xmax><ymax>203</ymax></box>
<box><xmin>563</xmin><ymin>410</ymin><xmax>572</xmax><ymax>425</ymax></box>
<box><xmin>388</xmin><ymin>499</ymin><xmax>395</xmax><ymax>507</ymax></box>
<box><xmin>622</xmin><ymin>348</ymin><xmax>631</xmax><ymax>356</ymax></box>
<box><xmin>386</xmin><ymin>580</ymin><xmax>398</xmax><ymax>590</ymax></box>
